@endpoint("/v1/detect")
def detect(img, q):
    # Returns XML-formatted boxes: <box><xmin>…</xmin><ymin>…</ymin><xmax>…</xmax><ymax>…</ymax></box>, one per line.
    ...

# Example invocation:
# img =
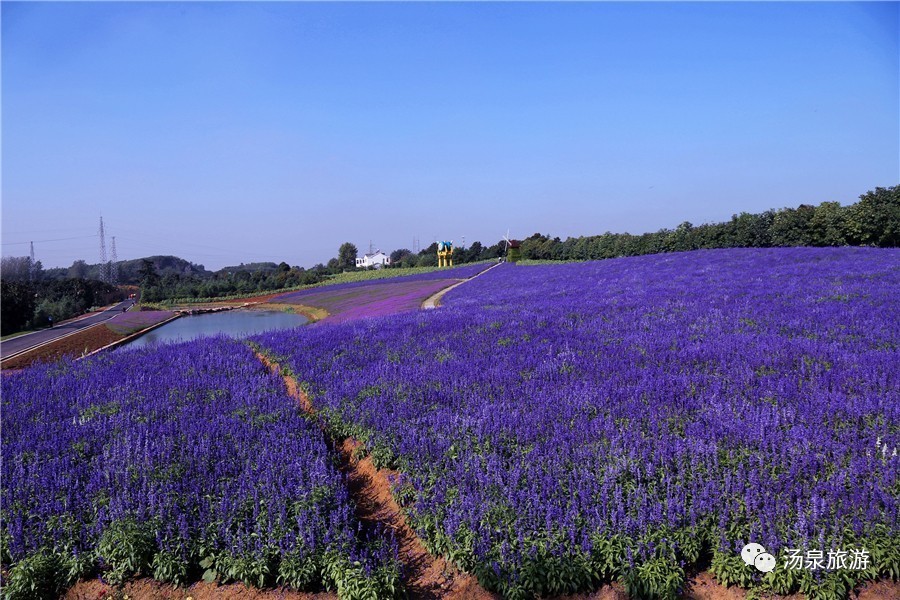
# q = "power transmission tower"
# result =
<box><xmin>29</xmin><ymin>241</ymin><xmax>36</xmax><ymax>281</ymax></box>
<box><xmin>110</xmin><ymin>236</ymin><xmax>119</xmax><ymax>286</ymax></box>
<box><xmin>99</xmin><ymin>216</ymin><xmax>109</xmax><ymax>284</ymax></box>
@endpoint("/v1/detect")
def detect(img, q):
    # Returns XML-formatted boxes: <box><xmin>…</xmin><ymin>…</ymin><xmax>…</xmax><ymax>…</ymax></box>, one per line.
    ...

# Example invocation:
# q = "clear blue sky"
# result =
<box><xmin>2</xmin><ymin>1</ymin><xmax>898</xmax><ymax>270</ymax></box>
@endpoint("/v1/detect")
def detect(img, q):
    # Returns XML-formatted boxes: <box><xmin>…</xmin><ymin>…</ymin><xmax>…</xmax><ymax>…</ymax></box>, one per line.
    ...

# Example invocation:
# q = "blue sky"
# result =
<box><xmin>2</xmin><ymin>2</ymin><xmax>898</xmax><ymax>270</ymax></box>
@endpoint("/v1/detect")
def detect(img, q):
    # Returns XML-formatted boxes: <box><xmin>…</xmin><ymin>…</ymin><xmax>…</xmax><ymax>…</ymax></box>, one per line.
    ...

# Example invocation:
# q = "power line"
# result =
<box><xmin>1</xmin><ymin>234</ymin><xmax>97</xmax><ymax>246</ymax></box>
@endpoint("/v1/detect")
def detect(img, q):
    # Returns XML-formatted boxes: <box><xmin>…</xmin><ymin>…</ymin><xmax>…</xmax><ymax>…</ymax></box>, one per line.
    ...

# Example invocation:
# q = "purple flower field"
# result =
<box><xmin>271</xmin><ymin>262</ymin><xmax>492</xmax><ymax>308</ymax></box>
<box><xmin>275</xmin><ymin>278</ymin><xmax>459</xmax><ymax>323</ymax></box>
<box><xmin>253</xmin><ymin>247</ymin><xmax>900</xmax><ymax>598</ymax></box>
<box><xmin>3</xmin><ymin>247</ymin><xmax>898</xmax><ymax>599</ymax></box>
<box><xmin>1</xmin><ymin>338</ymin><xmax>399</xmax><ymax>598</ymax></box>
<box><xmin>104</xmin><ymin>310</ymin><xmax>175</xmax><ymax>335</ymax></box>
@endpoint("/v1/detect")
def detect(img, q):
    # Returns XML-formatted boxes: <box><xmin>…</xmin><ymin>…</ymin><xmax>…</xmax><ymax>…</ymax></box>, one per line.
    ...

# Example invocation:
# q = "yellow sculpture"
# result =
<box><xmin>437</xmin><ymin>241</ymin><xmax>453</xmax><ymax>267</ymax></box>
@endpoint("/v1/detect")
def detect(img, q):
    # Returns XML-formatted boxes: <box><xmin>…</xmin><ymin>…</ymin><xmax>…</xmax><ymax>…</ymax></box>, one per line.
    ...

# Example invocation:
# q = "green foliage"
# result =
<box><xmin>0</xmin><ymin>277</ymin><xmax>120</xmax><ymax>335</ymax></box>
<box><xmin>97</xmin><ymin>520</ymin><xmax>157</xmax><ymax>584</ymax></box>
<box><xmin>3</xmin><ymin>551</ymin><xmax>71</xmax><ymax>600</ymax></box>
<box><xmin>623</xmin><ymin>557</ymin><xmax>685</xmax><ymax>600</ymax></box>
<box><xmin>847</xmin><ymin>185</ymin><xmax>900</xmax><ymax>247</ymax></box>
<box><xmin>277</xmin><ymin>551</ymin><xmax>321</xmax><ymax>589</ymax></box>
<box><xmin>151</xmin><ymin>550</ymin><xmax>189</xmax><ymax>585</ymax></box>
<box><xmin>760</xmin><ymin>560</ymin><xmax>804</xmax><ymax>595</ymax></box>
<box><xmin>799</xmin><ymin>570</ymin><xmax>855</xmax><ymax>600</ymax></box>
<box><xmin>709</xmin><ymin>550</ymin><xmax>756</xmax><ymax>588</ymax></box>
<box><xmin>320</xmin><ymin>549</ymin><xmax>403</xmax><ymax>600</ymax></box>
<box><xmin>417</xmin><ymin>253</ymin><xmax>438</xmax><ymax>267</ymax></box>
<box><xmin>337</xmin><ymin>242</ymin><xmax>359</xmax><ymax>272</ymax></box>
<box><xmin>1</xmin><ymin>280</ymin><xmax>37</xmax><ymax>334</ymax></box>
<box><xmin>513</xmin><ymin>185</ymin><xmax>899</xmax><ymax>264</ymax></box>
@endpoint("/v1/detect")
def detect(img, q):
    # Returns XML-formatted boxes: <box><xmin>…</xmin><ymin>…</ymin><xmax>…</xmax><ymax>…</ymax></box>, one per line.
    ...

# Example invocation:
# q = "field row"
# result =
<box><xmin>2</xmin><ymin>339</ymin><xmax>400</xmax><ymax>599</ymax></box>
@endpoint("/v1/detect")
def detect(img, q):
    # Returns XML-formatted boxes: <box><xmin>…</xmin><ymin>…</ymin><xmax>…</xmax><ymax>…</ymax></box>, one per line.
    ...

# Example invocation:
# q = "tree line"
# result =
<box><xmin>136</xmin><ymin>260</ymin><xmax>323</xmax><ymax>302</ymax></box>
<box><xmin>509</xmin><ymin>186</ymin><xmax>898</xmax><ymax>262</ymax></box>
<box><xmin>0</xmin><ymin>260</ymin><xmax>120</xmax><ymax>335</ymax></box>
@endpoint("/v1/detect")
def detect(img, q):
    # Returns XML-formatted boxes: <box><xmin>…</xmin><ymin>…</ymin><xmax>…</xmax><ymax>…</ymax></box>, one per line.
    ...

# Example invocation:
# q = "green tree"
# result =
<box><xmin>1</xmin><ymin>281</ymin><xmax>36</xmax><ymax>334</ymax></box>
<box><xmin>337</xmin><ymin>242</ymin><xmax>358</xmax><ymax>271</ymax></box>
<box><xmin>771</xmin><ymin>205</ymin><xmax>815</xmax><ymax>246</ymax></box>
<box><xmin>846</xmin><ymin>185</ymin><xmax>900</xmax><ymax>247</ymax></box>
<box><xmin>399</xmin><ymin>253</ymin><xmax>419</xmax><ymax>268</ymax></box>
<box><xmin>416</xmin><ymin>253</ymin><xmax>438</xmax><ymax>267</ymax></box>
<box><xmin>326</xmin><ymin>257</ymin><xmax>340</xmax><ymax>273</ymax></box>
<box><xmin>138</xmin><ymin>259</ymin><xmax>160</xmax><ymax>288</ymax></box>
<box><xmin>467</xmin><ymin>241</ymin><xmax>484</xmax><ymax>262</ymax></box>
<box><xmin>68</xmin><ymin>260</ymin><xmax>89</xmax><ymax>279</ymax></box>
<box><xmin>808</xmin><ymin>201</ymin><xmax>848</xmax><ymax>246</ymax></box>
<box><xmin>390</xmin><ymin>249</ymin><xmax>412</xmax><ymax>264</ymax></box>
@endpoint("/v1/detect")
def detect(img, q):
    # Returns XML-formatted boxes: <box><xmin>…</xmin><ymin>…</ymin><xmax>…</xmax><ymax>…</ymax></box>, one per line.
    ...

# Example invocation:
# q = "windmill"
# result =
<box><xmin>501</xmin><ymin>229</ymin><xmax>521</xmax><ymax>263</ymax></box>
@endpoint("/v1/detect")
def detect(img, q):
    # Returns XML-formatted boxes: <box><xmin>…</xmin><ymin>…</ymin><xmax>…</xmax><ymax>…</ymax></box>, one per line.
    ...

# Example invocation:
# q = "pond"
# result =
<box><xmin>120</xmin><ymin>310</ymin><xmax>308</xmax><ymax>349</ymax></box>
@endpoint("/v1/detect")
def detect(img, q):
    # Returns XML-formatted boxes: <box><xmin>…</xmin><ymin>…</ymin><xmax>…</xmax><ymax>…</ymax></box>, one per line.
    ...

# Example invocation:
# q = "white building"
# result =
<box><xmin>356</xmin><ymin>250</ymin><xmax>391</xmax><ymax>269</ymax></box>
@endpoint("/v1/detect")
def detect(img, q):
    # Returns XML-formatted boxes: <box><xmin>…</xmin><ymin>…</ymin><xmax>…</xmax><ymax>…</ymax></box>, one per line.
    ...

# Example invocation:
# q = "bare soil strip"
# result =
<box><xmin>64</xmin><ymin>578</ymin><xmax>336</xmax><ymax>600</ymax></box>
<box><xmin>255</xmin><ymin>352</ymin><xmax>496</xmax><ymax>600</ymax></box>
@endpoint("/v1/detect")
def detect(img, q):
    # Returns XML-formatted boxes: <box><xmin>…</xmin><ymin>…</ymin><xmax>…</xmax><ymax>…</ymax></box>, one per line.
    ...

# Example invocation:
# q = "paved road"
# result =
<box><xmin>1</xmin><ymin>300</ymin><xmax>134</xmax><ymax>360</ymax></box>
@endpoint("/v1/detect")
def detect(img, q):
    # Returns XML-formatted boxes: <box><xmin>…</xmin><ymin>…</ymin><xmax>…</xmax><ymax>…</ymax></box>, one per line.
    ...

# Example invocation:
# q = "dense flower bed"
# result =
<box><xmin>1</xmin><ymin>337</ymin><xmax>400</xmax><ymax>599</ymax></box>
<box><xmin>254</xmin><ymin>248</ymin><xmax>900</xmax><ymax>599</ymax></box>
<box><xmin>270</xmin><ymin>262</ymin><xmax>492</xmax><ymax>307</ymax></box>
<box><xmin>274</xmin><ymin>279</ymin><xmax>459</xmax><ymax>323</ymax></box>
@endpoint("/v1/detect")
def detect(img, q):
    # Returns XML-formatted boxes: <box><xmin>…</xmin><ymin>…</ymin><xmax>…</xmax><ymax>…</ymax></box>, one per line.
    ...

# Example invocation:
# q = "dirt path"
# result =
<box><xmin>65</xmin><ymin>578</ymin><xmax>335</xmax><ymax>600</ymax></box>
<box><xmin>255</xmin><ymin>352</ymin><xmax>495</xmax><ymax>600</ymax></box>
<box><xmin>421</xmin><ymin>263</ymin><xmax>501</xmax><ymax>310</ymax></box>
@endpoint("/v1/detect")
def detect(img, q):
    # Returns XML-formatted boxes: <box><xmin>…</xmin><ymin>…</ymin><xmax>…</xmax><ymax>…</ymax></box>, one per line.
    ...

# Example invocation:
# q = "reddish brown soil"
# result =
<box><xmin>548</xmin><ymin>572</ymin><xmax>900</xmax><ymax>600</ymax></box>
<box><xmin>548</xmin><ymin>582</ymin><xmax>629</xmax><ymax>600</ymax></box>
<box><xmin>337</xmin><ymin>436</ymin><xmax>494</xmax><ymax>600</ymax></box>
<box><xmin>682</xmin><ymin>573</ymin><xmax>899</xmax><ymax>600</ymax></box>
<box><xmin>256</xmin><ymin>353</ymin><xmax>495</xmax><ymax>600</ymax></box>
<box><xmin>1</xmin><ymin>324</ymin><xmax>124</xmax><ymax>370</ymax></box>
<box><xmin>854</xmin><ymin>580</ymin><xmax>900</xmax><ymax>600</ymax></box>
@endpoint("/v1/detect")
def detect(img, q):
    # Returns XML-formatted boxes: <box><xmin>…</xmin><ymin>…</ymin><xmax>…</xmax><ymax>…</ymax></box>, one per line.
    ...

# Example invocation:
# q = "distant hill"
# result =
<box><xmin>218</xmin><ymin>262</ymin><xmax>279</xmax><ymax>274</ymax></box>
<box><xmin>35</xmin><ymin>256</ymin><xmax>289</xmax><ymax>286</ymax></box>
<box><xmin>42</xmin><ymin>255</ymin><xmax>211</xmax><ymax>285</ymax></box>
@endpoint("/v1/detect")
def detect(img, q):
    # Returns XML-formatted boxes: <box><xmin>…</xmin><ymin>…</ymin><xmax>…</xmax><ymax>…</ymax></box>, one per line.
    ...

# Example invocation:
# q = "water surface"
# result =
<box><xmin>121</xmin><ymin>310</ymin><xmax>308</xmax><ymax>349</ymax></box>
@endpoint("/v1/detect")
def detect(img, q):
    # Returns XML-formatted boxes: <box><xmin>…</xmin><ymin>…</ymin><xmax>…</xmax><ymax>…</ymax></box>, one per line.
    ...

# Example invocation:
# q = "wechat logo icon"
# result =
<box><xmin>742</xmin><ymin>542</ymin><xmax>777</xmax><ymax>573</ymax></box>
